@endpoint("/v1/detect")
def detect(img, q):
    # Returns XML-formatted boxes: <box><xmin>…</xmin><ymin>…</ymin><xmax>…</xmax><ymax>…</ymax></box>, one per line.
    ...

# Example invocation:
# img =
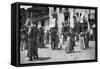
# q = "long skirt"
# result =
<box><xmin>58</xmin><ymin>36</ymin><xmax>63</xmax><ymax>48</ymax></box>
<box><xmin>65</xmin><ymin>37</ymin><xmax>73</xmax><ymax>54</ymax></box>
<box><xmin>79</xmin><ymin>37</ymin><xmax>85</xmax><ymax>50</ymax></box>
<box><xmin>27</xmin><ymin>41</ymin><xmax>38</xmax><ymax>59</ymax></box>
<box><xmin>46</xmin><ymin>36</ymin><xmax>49</xmax><ymax>44</ymax></box>
<box><xmin>38</xmin><ymin>38</ymin><xmax>45</xmax><ymax>48</ymax></box>
<box><xmin>20</xmin><ymin>40</ymin><xmax>27</xmax><ymax>51</ymax></box>
<box><xmin>84</xmin><ymin>37</ymin><xmax>89</xmax><ymax>48</ymax></box>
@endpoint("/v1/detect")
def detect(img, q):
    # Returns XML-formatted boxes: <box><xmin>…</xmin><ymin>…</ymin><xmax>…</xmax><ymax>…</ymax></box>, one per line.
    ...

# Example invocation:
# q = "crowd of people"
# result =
<box><xmin>20</xmin><ymin>15</ymin><xmax>91</xmax><ymax>61</ymax></box>
<box><xmin>20</xmin><ymin>21</ymin><xmax>45</xmax><ymax>61</ymax></box>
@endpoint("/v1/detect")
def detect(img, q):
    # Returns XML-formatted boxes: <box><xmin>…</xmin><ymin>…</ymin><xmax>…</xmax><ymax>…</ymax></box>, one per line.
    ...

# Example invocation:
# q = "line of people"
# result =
<box><xmin>20</xmin><ymin>23</ymin><xmax>90</xmax><ymax>61</ymax></box>
<box><xmin>20</xmin><ymin>22</ymin><xmax>46</xmax><ymax>61</ymax></box>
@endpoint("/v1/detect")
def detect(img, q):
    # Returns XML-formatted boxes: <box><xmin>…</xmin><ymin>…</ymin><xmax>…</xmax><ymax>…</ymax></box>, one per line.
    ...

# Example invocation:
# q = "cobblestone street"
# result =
<box><xmin>20</xmin><ymin>41</ymin><xmax>95</xmax><ymax>64</ymax></box>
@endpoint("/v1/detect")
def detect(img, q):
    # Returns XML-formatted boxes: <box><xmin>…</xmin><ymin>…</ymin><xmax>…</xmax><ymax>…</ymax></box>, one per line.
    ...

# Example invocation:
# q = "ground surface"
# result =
<box><xmin>20</xmin><ymin>41</ymin><xmax>95</xmax><ymax>64</ymax></box>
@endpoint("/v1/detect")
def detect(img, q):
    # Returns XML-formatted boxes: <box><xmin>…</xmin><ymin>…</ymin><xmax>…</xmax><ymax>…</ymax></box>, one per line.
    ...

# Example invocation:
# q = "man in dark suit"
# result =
<box><xmin>38</xmin><ymin>27</ymin><xmax>45</xmax><ymax>48</ymax></box>
<box><xmin>46</xmin><ymin>30</ymin><xmax>50</xmax><ymax>44</ymax></box>
<box><xmin>69</xmin><ymin>28</ymin><xmax>75</xmax><ymax>52</ymax></box>
<box><xmin>27</xmin><ymin>23</ymin><xmax>39</xmax><ymax>61</ymax></box>
<box><xmin>51</xmin><ymin>28</ymin><xmax>57</xmax><ymax>50</ymax></box>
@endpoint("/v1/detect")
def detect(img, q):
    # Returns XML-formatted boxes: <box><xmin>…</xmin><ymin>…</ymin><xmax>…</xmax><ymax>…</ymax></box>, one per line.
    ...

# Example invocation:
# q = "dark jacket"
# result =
<box><xmin>27</xmin><ymin>26</ymin><xmax>39</xmax><ymax>58</ymax></box>
<box><xmin>28</xmin><ymin>27</ymin><xmax>39</xmax><ymax>42</ymax></box>
<box><xmin>51</xmin><ymin>29</ymin><xmax>57</xmax><ymax>40</ymax></box>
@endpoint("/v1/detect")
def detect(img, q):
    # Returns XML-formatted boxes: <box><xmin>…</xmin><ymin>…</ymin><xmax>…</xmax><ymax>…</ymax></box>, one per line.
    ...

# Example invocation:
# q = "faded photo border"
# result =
<box><xmin>16</xmin><ymin>2</ymin><xmax>97</xmax><ymax>67</ymax></box>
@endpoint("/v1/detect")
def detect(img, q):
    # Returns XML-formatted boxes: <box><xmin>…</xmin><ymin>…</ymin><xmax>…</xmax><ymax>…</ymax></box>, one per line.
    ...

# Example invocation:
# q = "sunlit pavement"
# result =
<box><xmin>20</xmin><ymin>41</ymin><xmax>95</xmax><ymax>64</ymax></box>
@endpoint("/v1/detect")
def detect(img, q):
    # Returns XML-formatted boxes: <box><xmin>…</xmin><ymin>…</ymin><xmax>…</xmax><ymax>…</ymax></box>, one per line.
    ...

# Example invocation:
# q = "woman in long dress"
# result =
<box><xmin>65</xmin><ymin>36</ymin><xmax>71</xmax><ymax>54</ymax></box>
<box><xmin>84</xmin><ymin>31</ymin><xmax>89</xmax><ymax>48</ymax></box>
<box><xmin>79</xmin><ymin>32</ymin><xmax>85</xmax><ymax>50</ymax></box>
<box><xmin>58</xmin><ymin>34</ymin><xmax>63</xmax><ymax>49</ymax></box>
<box><xmin>65</xmin><ymin>28</ymin><xmax>75</xmax><ymax>54</ymax></box>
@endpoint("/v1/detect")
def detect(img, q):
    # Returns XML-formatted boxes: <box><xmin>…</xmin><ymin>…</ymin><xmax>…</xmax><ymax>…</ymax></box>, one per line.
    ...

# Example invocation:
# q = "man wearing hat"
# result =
<box><xmin>27</xmin><ymin>22</ymin><xmax>39</xmax><ymax>61</ymax></box>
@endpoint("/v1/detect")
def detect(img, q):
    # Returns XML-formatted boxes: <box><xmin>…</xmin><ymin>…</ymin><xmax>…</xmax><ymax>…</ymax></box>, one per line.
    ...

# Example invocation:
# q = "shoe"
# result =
<box><xmin>33</xmin><ymin>56</ymin><xmax>36</xmax><ymax>59</ymax></box>
<box><xmin>28</xmin><ymin>58</ymin><xmax>32</xmax><ymax>61</ymax></box>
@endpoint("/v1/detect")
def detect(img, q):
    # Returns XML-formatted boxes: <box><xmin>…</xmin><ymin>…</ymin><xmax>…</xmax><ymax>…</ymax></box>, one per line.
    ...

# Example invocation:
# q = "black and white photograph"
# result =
<box><xmin>19</xmin><ymin>4</ymin><xmax>97</xmax><ymax>64</ymax></box>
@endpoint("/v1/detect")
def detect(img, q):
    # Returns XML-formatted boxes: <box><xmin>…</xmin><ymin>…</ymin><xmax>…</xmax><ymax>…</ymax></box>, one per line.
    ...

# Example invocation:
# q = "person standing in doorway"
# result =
<box><xmin>79</xmin><ymin>31</ymin><xmax>86</xmax><ymax>50</ymax></box>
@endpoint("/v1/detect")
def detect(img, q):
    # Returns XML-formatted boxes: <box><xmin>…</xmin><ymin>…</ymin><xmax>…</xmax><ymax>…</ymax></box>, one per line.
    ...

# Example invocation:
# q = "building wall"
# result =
<box><xmin>57</xmin><ymin>8</ymin><xmax>64</xmax><ymax>34</ymax></box>
<box><xmin>37</xmin><ymin>19</ymin><xmax>49</xmax><ymax>33</ymax></box>
<box><xmin>69</xmin><ymin>8</ymin><xmax>74</xmax><ymax>28</ymax></box>
<box><xmin>49</xmin><ymin>8</ymin><xmax>93</xmax><ymax>33</ymax></box>
<box><xmin>49</xmin><ymin>7</ymin><xmax>56</xmax><ymax>28</ymax></box>
<box><xmin>44</xmin><ymin>19</ymin><xmax>50</xmax><ymax>33</ymax></box>
<box><xmin>49</xmin><ymin>7</ymin><xmax>65</xmax><ymax>34</ymax></box>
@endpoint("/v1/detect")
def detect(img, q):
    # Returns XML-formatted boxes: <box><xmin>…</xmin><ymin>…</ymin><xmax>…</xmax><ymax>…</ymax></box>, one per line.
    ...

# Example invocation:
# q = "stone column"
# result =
<box><xmin>69</xmin><ymin>8</ymin><xmax>74</xmax><ymax>28</ymax></box>
<box><xmin>49</xmin><ymin>7</ymin><xmax>54</xmax><ymax>28</ymax></box>
<box><xmin>57</xmin><ymin>8</ymin><xmax>64</xmax><ymax>34</ymax></box>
